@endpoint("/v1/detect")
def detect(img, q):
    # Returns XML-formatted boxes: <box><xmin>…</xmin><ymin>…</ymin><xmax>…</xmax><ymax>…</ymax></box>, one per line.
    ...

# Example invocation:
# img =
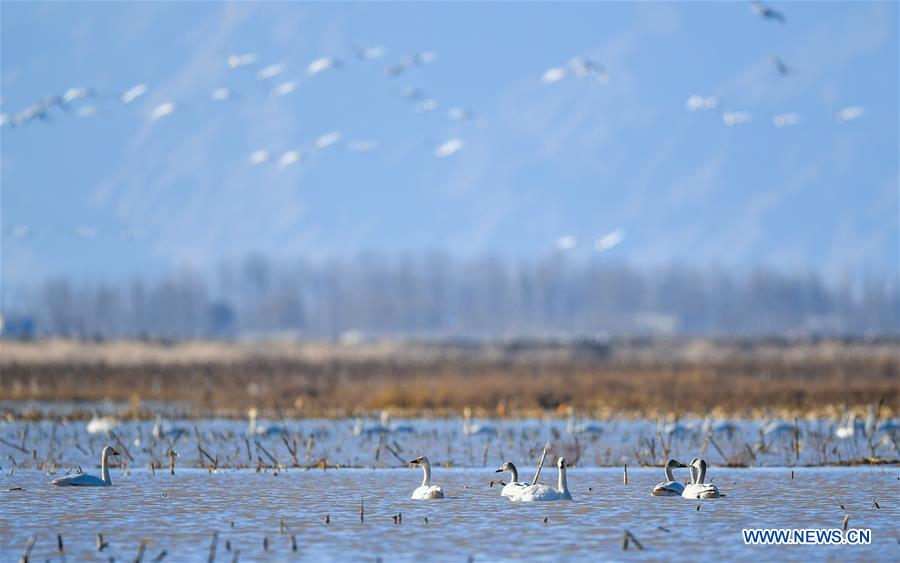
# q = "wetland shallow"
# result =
<box><xmin>2</xmin><ymin>467</ymin><xmax>898</xmax><ymax>562</ymax></box>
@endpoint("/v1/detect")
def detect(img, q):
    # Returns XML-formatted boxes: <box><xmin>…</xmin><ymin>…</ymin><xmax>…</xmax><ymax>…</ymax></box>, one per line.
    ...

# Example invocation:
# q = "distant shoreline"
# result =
<box><xmin>2</xmin><ymin>337</ymin><xmax>897</xmax><ymax>418</ymax></box>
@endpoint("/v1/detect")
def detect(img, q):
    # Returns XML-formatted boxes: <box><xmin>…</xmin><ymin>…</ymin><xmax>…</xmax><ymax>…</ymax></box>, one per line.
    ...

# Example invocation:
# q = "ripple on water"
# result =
<box><xmin>1</xmin><ymin>467</ymin><xmax>898</xmax><ymax>562</ymax></box>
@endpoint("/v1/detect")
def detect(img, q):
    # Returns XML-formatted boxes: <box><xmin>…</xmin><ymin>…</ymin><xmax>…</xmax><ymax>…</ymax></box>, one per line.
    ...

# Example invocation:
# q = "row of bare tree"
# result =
<box><xmin>6</xmin><ymin>254</ymin><xmax>898</xmax><ymax>339</ymax></box>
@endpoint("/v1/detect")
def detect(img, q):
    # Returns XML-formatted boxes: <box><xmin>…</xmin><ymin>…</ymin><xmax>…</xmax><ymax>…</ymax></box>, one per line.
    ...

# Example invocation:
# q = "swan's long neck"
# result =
<box><xmin>101</xmin><ymin>450</ymin><xmax>111</xmax><ymax>485</ymax></box>
<box><xmin>558</xmin><ymin>464</ymin><xmax>568</xmax><ymax>494</ymax></box>
<box><xmin>697</xmin><ymin>462</ymin><xmax>707</xmax><ymax>484</ymax></box>
<box><xmin>664</xmin><ymin>463</ymin><xmax>675</xmax><ymax>482</ymax></box>
<box><xmin>689</xmin><ymin>464</ymin><xmax>698</xmax><ymax>485</ymax></box>
<box><xmin>507</xmin><ymin>463</ymin><xmax>519</xmax><ymax>483</ymax></box>
<box><xmin>420</xmin><ymin>462</ymin><xmax>432</xmax><ymax>488</ymax></box>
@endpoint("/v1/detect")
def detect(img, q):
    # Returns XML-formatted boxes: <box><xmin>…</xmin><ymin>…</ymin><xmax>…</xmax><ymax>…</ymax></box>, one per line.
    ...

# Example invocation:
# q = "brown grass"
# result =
<box><xmin>1</xmin><ymin>338</ymin><xmax>897</xmax><ymax>418</ymax></box>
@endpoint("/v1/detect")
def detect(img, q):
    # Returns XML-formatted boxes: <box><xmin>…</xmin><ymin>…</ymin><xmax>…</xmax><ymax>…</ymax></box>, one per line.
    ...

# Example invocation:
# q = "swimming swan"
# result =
<box><xmin>512</xmin><ymin>457</ymin><xmax>573</xmax><ymax>501</ymax></box>
<box><xmin>152</xmin><ymin>415</ymin><xmax>187</xmax><ymax>440</ymax></box>
<box><xmin>682</xmin><ymin>458</ymin><xmax>721</xmax><ymax>499</ymax></box>
<box><xmin>566</xmin><ymin>406</ymin><xmax>603</xmax><ymax>435</ymax></box>
<box><xmin>495</xmin><ymin>461</ymin><xmax>529</xmax><ymax>498</ymax></box>
<box><xmin>409</xmin><ymin>456</ymin><xmax>445</xmax><ymax>499</ymax></box>
<box><xmin>463</xmin><ymin>407</ymin><xmax>497</xmax><ymax>436</ymax></box>
<box><xmin>51</xmin><ymin>446</ymin><xmax>119</xmax><ymax>487</ymax></box>
<box><xmin>651</xmin><ymin>459</ymin><xmax>688</xmax><ymax>496</ymax></box>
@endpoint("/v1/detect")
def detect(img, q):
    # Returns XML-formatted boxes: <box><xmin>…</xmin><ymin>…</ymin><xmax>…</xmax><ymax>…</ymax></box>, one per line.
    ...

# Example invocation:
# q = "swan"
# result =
<box><xmin>51</xmin><ymin>447</ymin><xmax>119</xmax><ymax>487</ymax></box>
<box><xmin>247</xmin><ymin>408</ymin><xmax>288</xmax><ymax>437</ymax></box>
<box><xmin>651</xmin><ymin>459</ymin><xmax>688</xmax><ymax>496</ymax></box>
<box><xmin>409</xmin><ymin>456</ymin><xmax>444</xmax><ymax>499</ymax></box>
<box><xmin>566</xmin><ymin>406</ymin><xmax>603</xmax><ymax>435</ymax></box>
<box><xmin>512</xmin><ymin>457</ymin><xmax>573</xmax><ymax>502</ymax></box>
<box><xmin>463</xmin><ymin>407</ymin><xmax>497</xmax><ymax>436</ymax></box>
<box><xmin>152</xmin><ymin>415</ymin><xmax>187</xmax><ymax>440</ymax></box>
<box><xmin>835</xmin><ymin>412</ymin><xmax>864</xmax><ymax>440</ymax></box>
<box><xmin>759</xmin><ymin>418</ymin><xmax>794</xmax><ymax>439</ymax></box>
<box><xmin>86</xmin><ymin>415</ymin><xmax>118</xmax><ymax>435</ymax></box>
<box><xmin>682</xmin><ymin>458</ymin><xmax>721</xmax><ymax>499</ymax></box>
<box><xmin>702</xmin><ymin>418</ymin><xmax>738</xmax><ymax>440</ymax></box>
<box><xmin>495</xmin><ymin>461</ymin><xmax>529</xmax><ymax>498</ymax></box>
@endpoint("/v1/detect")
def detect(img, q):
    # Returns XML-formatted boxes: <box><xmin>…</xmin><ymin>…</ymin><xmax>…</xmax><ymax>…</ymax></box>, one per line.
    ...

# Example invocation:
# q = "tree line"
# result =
<box><xmin>5</xmin><ymin>253</ymin><xmax>898</xmax><ymax>339</ymax></box>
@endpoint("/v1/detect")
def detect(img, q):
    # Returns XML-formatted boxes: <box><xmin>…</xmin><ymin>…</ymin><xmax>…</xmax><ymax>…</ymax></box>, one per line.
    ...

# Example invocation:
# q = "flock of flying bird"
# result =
<box><xmin>2</xmin><ymin>2</ymin><xmax>873</xmax><ymax>253</ymax></box>
<box><xmin>682</xmin><ymin>2</ymin><xmax>868</xmax><ymax>129</ymax></box>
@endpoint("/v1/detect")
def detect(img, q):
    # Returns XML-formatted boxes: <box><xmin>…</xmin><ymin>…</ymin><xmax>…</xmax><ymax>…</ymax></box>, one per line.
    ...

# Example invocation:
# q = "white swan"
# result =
<box><xmin>566</xmin><ymin>406</ymin><xmax>603</xmax><ymax>435</ymax></box>
<box><xmin>651</xmin><ymin>459</ymin><xmax>688</xmax><ymax>496</ymax></box>
<box><xmin>512</xmin><ymin>457</ymin><xmax>573</xmax><ymax>501</ymax></box>
<box><xmin>86</xmin><ymin>415</ymin><xmax>117</xmax><ymax>435</ymax></box>
<box><xmin>463</xmin><ymin>407</ymin><xmax>497</xmax><ymax>436</ymax></box>
<box><xmin>682</xmin><ymin>458</ymin><xmax>721</xmax><ymax>499</ymax></box>
<box><xmin>409</xmin><ymin>456</ymin><xmax>444</xmax><ymax>499</ymax></box>
<box><xmin>495</xmin><ymin>461</ymin><xmax>529</xmax><ymax>498</ymax></box>
<box><xmin>51</xmin><ymin>446</ymin><xmax>119</xmax><ymax>487</ymax></box>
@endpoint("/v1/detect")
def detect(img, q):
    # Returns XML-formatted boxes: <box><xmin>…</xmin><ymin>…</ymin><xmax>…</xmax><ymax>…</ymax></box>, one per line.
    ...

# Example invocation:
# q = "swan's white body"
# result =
<box><xmin>651</xmin><ymin>459</ymin><xmax>687</xmax><ymax>496</ymax></box>
<box><xmin>835</xmin><ymin>413</ymin><xmax>864</xmax><ymax>439</ymax></box>
<box><xmin>51</xmin><ymin>446</ymin><xmax>118</xmax><ymax>487</ymax></box>
<box><xmin>682</xmin><ymin>458</ymin><xmax>721</xmax><ymax>499</ymax></box>
<box><xmin>410</xmin><ymin>456</ymin><xmax>444</xmax><ymax>499</ymax></box>
<box><xmin>512</xmin><ymin>457</ymin><xmax>573</xmax><ymax>502</ymax></box>
<box><xmin>463</xmin><ymin>407</ymin><xmax>497</xmax><ymax>436</ymax></box>
<box><xmin>247</xmin><ymin>408</ymin><xmax>288</xmax><ymax>437</ymax></box>
<box><xmin>495</xmin><ymin>462</ymin><xmax>529</xmax><ymax>498</ymax></box>
<box><xmin>86</xmin><ymin>416</ymin><xmax>117</xmax><ymax>435</ymax></box>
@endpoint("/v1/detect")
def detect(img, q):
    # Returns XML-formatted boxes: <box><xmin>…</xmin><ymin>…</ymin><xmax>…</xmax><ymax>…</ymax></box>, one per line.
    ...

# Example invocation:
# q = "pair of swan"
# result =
<box><xmin>51</xmin><ymin>446</ymin><xmax>120</xmax><ymax>487</ymax></box>
<box><xmin>410</xmin><ymin>454</ymin><xmax>573</xmax><ymax>502</ymax></box>
<box><xmin>651</xmin><ymin>458</ymin><xmax>721</xmax><ymax>498</ymax></box>
<box><xmin>495</xmin><ymin>457</ymin><xmax>573</xmax><ymax>501</ymax></box>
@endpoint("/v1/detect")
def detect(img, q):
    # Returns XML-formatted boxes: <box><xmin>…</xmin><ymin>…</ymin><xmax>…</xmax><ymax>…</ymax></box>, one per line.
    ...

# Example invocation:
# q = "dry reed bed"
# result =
<box><xmin>1</xmin><ymin>338</ymin><xmax>897</xmax><ymax>418</ymax></box>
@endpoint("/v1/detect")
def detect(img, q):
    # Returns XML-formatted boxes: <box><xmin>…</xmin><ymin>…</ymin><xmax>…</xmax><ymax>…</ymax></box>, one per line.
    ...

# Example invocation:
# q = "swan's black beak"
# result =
<box><xmin>495</xmin><ymin>468</ymin><xmax>504</xmax><ymax>473</ymax></box>
<box><xmin>409</xmin><ymin>459</ymin><xmax>419</xmax><ymax>465</ymax></box>
<box><xmin>111</xmin><ymin>449</ymin><xmax>120</xmax><ymax>456</ymax></box>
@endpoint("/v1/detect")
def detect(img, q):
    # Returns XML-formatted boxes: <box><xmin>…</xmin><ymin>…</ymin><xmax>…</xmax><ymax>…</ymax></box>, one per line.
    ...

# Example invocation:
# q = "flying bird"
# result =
<box><xmin>434</xmin><ymin>138</ymin><xmax>464</xmax><ymax>158</ymax></box>
<box><xmin>314</xmin><ymin>131</ymin><xmax>342</xmax><ymax>149</ymax></box>
<box><xmin>257</xmin><ymin>62</ymin><xmax>286</xmax><ymax>80</ymax></box>
<box><xmin>249</xmin><ymin>150</ymin><xmax>271</xmax><ymax>165</ymax></box>
<box><xmin>722</xmin><ymin>111</ymin><xmax>752</xmax><ymax>126</ymax></box>
<box><xmin>150</xmin><ymin>102</ymin><xmax>175</xmax><ymax>121</ymax></box>
<box><xmin>836</xmin><ymin>105</ymin><xmax>865</xmax><ymax>123</ymax></box>
<box><xmin>270</xmin><ymin>81</ymin><xmax>297</xmax><ymax>97</ymax></box>
<box><xmin>307</xmin><ymin>57</ymin><xmax>340</xmax><ymax>76</ymax></box>
<box><xmin>354</xmin><ymin>45</ymin><xmax>386</xmax><ymax>61</ymax></box>
<box><xmin>121</xmin><ymin>83</ymin><xmax>147</xmax><ymax>105</ymax></box>
<box><xmin>771</xmin><ymin>55</ymin><xmax>791</xmax><ymax>75</ymax></box>
<box><xmin>228</xmin><ymin>52</ymin><xmax>258</xmax><ymax>69</ymax></box>
<box><xmin>277</xmin><ymin>150</ymin><xmax>303</xmax><ymax>168</ymax></box>
<box><xmin>752</xmin><ymin>1</ymin><xmax>785</xmax><ymax>23</ymax></box>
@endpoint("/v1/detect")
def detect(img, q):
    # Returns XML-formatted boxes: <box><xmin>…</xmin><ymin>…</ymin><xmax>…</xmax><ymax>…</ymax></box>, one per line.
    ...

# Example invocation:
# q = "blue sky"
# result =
<box><xmin>1</xmin><ymin>1</ymin><xmax>897</xmax><ymax>291</ymax></box>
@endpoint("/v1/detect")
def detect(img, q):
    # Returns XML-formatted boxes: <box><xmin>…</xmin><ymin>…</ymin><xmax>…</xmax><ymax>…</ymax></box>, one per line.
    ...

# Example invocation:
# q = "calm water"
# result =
<box><xmin>1</xmin><ymin>467</ymin><xmax>898</xmax><ymax>561</ymax></box>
